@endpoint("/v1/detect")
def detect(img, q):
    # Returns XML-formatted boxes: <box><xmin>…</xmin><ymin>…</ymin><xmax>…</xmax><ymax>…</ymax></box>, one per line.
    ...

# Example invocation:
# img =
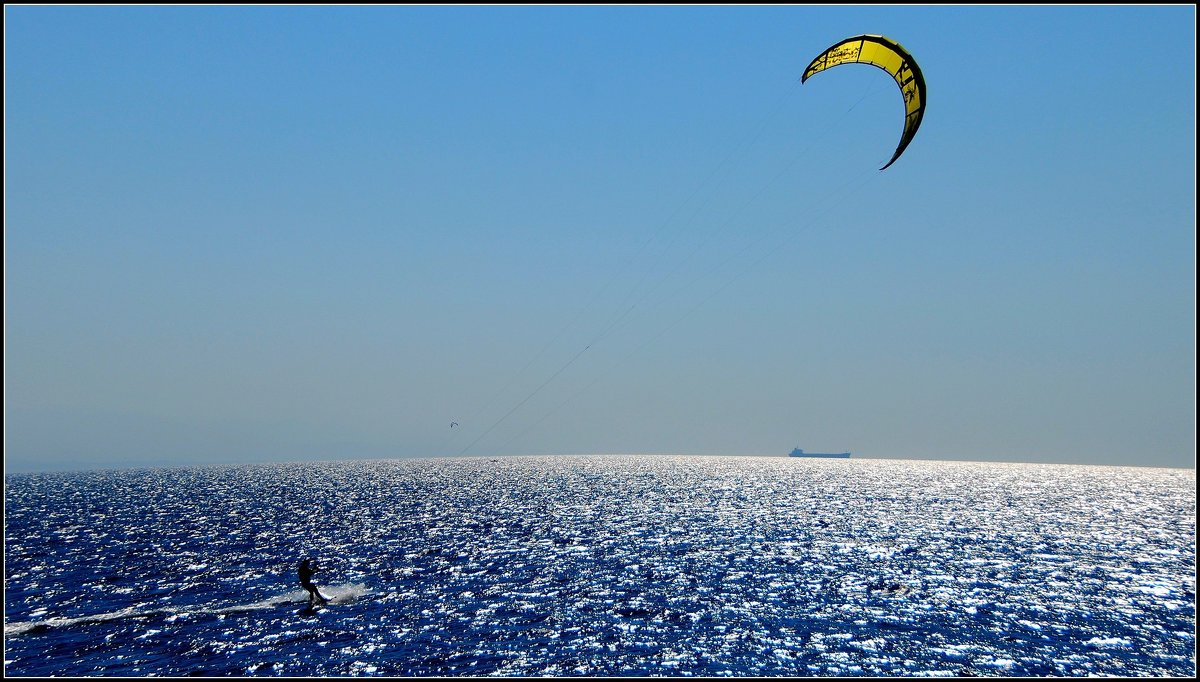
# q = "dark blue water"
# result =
<box><xmin>4</xmin><ymin>455</ymin><xmax>1195</xmax><ymax>676</ymax></box>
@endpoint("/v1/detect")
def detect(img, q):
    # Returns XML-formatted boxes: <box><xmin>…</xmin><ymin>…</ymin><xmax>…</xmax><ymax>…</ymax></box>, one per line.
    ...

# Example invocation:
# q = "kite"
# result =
<box><xmin>802</xmin><ymin>34</ymin><xmax>926</xmax><ymax>170</ymax></box>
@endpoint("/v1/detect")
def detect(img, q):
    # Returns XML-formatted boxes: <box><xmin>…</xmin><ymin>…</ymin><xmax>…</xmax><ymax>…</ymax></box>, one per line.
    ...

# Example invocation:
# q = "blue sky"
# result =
<box><xmin>5</xmin><ymin>5</ymin><xmax>1195</xmax><ymax>472</ymax></box>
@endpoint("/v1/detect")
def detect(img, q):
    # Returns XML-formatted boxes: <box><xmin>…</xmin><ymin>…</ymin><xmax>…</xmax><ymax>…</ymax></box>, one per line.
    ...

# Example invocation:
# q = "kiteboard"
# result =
<box><xmin>295</xmin><ymin>584</ymin><xmax>371</xmax><ymax>615</ymax></box>
<box><xmin>297</xmin><ymin>583</ymin><xmax>372</xmax><ymax>606</ymax></box>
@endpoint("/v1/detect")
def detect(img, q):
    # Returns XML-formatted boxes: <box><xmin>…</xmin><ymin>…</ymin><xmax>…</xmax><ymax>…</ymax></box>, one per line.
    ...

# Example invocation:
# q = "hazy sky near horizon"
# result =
<box><xmin>5</xmin><ymin>5</ymin><xmax>1196</xmax><ymax>473</ymax></box>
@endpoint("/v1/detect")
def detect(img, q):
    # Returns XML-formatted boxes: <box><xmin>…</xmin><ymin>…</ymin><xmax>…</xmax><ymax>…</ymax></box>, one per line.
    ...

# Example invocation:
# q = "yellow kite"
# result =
<box><xmin>802</xmin><ymin>34</ymin><xmax>926</xmax><ymax>170</ymax></box>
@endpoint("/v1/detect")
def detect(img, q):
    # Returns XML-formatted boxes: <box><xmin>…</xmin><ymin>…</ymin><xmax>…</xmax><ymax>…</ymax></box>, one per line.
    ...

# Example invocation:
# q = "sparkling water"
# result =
<box><xmin>4</xmin><ymin>455</ymin><xmax>1195</xmax><ymax>676</ymax></box>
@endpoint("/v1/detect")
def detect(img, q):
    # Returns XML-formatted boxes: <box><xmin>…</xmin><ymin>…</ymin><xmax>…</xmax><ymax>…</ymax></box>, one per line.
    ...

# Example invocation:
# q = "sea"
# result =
<box><xmin>3</xmin><ymin>455</ymin><xmax>1195</xmax><ymax>677</ymax></box>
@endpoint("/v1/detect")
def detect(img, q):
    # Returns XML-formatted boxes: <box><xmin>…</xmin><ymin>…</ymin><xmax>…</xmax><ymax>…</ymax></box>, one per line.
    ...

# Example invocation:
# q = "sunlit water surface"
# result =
<box><xmin>4</xmin><ymin>455</ymin><xmax>1195</xmax><ymax>676</ymax></box>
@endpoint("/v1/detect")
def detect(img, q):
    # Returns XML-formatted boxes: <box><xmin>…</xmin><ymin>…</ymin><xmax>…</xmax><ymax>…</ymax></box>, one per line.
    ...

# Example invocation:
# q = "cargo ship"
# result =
<box><xmin>789</xmin><ymin>448</ymin><xmax>850</xmax><ymax>459</ymax></box>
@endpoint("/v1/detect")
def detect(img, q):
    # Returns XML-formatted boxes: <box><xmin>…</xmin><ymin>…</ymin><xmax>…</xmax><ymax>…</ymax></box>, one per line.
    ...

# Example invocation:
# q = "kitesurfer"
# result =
<box><xmin>298</xmin><ymin>558</ymin><xmax>329</xmax><ymax>607</ymax></box>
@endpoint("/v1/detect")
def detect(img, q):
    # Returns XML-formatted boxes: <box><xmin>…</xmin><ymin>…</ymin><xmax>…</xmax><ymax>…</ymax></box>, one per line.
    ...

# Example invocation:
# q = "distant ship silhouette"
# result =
<box><xmin>789</xmin><ymin>448</ymin><xmax>850</xmax><ymax>459</ymax></box>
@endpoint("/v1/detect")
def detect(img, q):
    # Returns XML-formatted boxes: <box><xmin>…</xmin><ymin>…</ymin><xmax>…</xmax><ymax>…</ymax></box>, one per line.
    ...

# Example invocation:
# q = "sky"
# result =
<box><xmin>4</xmin><ymin>5</ymin><xmax>1196</xmax><ymax>473</ymax></box>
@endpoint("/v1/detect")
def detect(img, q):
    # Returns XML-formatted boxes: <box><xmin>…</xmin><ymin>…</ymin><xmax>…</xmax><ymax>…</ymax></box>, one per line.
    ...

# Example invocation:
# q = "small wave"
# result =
<box><xmin>5</xmin><ymin>605</ymin><xmax>172</xmax><ymax>636</ymax></box>
<box><xmin>4</xmin><ymin>583</ymin><xmax>372</xmax><ymax>636</ymax></box>
<box><xmin>1085</xmin><ymin>636</ymin><xmax>1133</xmax><ymax>649</ymax></box>
<box><xmin>318</xmin><ymin>582</ymin><xmax>373</xmax><ymax>604</ymax></box>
